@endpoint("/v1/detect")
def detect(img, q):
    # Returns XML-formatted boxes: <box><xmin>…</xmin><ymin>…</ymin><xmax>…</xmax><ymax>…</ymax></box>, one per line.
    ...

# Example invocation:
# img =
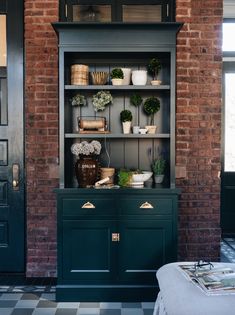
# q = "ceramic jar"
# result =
<box><xmin>131</xmin><ymin>70</ymin><xmax>147</xmax><ymax>86</ymax></box>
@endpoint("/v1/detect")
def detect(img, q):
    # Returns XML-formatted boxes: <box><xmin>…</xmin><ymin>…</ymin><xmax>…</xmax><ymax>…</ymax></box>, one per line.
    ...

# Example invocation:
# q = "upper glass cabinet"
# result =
<box><xmin>60</xmin><ymin>0</ymin><xmax>175</xmax><ymax>22</ymax></box>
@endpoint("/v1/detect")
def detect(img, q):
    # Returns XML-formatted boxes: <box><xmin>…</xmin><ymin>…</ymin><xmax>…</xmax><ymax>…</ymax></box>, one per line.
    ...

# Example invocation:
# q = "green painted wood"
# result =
<box><xmin>55</xmin><ymin>188</ymin><xmax>179</xmax><ymax>301</ymax></box>
<box><xmin>0</xmin><ymin>0</ymin><xmax>25</xmax><ymax>272</ymax></box>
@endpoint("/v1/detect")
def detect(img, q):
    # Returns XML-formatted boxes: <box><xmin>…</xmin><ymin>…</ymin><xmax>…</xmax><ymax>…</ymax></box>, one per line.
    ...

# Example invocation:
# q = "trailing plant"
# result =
<box><xmin>147</xmin><ymin>58</ymin><xmax>161</xmax><ymax>81</ymax></box>
<box><xmin>92</xmin><ymin>90</ymin><xmax>113</xmax><ymax>112</ymax></box>
<box><xmin>143</xmin><ymin>96</ymin><xmax>160</xmax><ymax>125</ymax></box>
<box><xmin>110</xmin><ymin>68</ymin><xmax>124</xmax><ymax>79</ymax></box>
<box><xmin>151</xmin><ymin>156</ymin><xmax>166</xmax><ymax>175</ymax></box>
<box><xmin>71</xmin><ymin>94</ymin><xmax>87</xmax><ymax>106</ymax></box>
<box><xmin>118</xmin><ymin>169</ymin><xmax>133</xmax><ymax>187</ymax></box>
<box><xmin>120</xmin><ymin>109</ymin><xmax>133</xmax><ymax>122</ymax></box>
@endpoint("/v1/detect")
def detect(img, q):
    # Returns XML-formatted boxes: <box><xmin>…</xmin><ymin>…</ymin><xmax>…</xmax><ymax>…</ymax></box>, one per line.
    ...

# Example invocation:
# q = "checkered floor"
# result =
<box><xmin>0</xmin><ymin>293</ymin><xmax>155</xmax><ymax>315</ymax></box>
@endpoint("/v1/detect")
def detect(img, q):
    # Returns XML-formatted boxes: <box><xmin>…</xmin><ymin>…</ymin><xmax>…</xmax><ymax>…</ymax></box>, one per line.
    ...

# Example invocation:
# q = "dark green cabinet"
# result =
<box><xmin>56</xmin><ymin>189</ymin><xmax>179</xmax><ymax>301</ymax></box>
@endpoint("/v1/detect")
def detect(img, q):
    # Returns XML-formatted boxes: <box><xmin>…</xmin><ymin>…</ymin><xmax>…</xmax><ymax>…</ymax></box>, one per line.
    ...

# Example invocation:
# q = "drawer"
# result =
<box><xmin>119</xmin><ymin>196</ymin><xmax>173</xmax><ymax>215</ymax></box>
<box><xmin>62</xmin><ymin>197</ymin><xmax>116</xmax><ymax>216</ymax></box>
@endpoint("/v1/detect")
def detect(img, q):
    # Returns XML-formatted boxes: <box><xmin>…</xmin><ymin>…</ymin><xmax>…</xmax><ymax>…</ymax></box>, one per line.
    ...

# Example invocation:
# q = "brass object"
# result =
<box><xmin>81</xmin><ymin>201</ymin><xmax>96</xmax><ymax>209</ymax></box>
<box><xmin>112</xmin><ymin>233</ymin><xmax>120</xmax><ymax>242</ymax></box>
<box><xmin>12</xmin><ymin>163</ymin><xmax>20</xmax><ymax>191</ymax></box>
<box><xmin>139</xmin><ymin>201</ymin><xmax>154</xmax><ymax>209</ymax></box>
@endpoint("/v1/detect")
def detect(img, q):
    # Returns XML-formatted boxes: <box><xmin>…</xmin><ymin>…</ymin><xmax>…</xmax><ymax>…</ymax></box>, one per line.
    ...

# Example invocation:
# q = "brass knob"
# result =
<box><xmin>140</xmin><ymin>201</ymin><xmax>154</xmax><ymax>209</ymax></box>
<box><xmin>13</xmin><ymin>180</ymin><xmax>18</xmax><ymax>187</ymax></box>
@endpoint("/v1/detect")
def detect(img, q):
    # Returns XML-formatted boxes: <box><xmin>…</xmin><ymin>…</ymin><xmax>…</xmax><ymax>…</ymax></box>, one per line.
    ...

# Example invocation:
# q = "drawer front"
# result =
<box><xmin>119</xmin><ymin>196</ymin><xmax>174</xmax><ymax>215</ymax></box>
<box><xmin>62</xmin><ymin>197</ymin><xmax>116</xmax><ymax>216</ymax></box>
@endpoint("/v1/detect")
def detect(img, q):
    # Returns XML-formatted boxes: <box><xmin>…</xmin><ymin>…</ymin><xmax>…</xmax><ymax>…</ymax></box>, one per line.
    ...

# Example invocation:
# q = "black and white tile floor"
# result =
<box><xmin>0</xmin><ymin>238</ymin><xmax>234</xmax><ymax>315</ymax></box>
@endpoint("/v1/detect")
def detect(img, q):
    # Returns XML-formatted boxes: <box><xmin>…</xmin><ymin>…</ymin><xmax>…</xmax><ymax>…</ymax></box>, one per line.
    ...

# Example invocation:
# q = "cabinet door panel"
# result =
<box><xmin>62</xmin><ymin>220</ymin><xmax>117</xmax><ymax>283</ymax></box>
<box><xmin>118</xmin><ymin>219</ymin><xmax>173</xmax><ymax>284</ymax></box>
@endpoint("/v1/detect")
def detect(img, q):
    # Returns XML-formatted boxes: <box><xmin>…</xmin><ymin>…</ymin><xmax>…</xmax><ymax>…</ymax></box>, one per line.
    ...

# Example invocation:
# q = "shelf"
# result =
<box><xmin>65</xmin><ymin>85</ymin><xmax>170</xmax><ymax>91</ymax></box>
<box><xmin>65</xmin><ymin>133</ymin><xmax>170</xmax><ymax>139</ymax></box>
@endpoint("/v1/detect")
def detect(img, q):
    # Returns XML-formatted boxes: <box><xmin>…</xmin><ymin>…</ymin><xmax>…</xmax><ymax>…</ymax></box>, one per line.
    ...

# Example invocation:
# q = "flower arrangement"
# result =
<box><xmin>71</xmin><ymin>140</ymin><xmax>101</xmax><ymax>158</ymax></box>
<box><xmin>71</xmin><ymin>94</ymin><xmax>87</xmax><ymax>107</ymax></box>
<box><xmin>92</xmin><ymin>90</ymin><xmax>113</xmax><ymax>112</ymax></box>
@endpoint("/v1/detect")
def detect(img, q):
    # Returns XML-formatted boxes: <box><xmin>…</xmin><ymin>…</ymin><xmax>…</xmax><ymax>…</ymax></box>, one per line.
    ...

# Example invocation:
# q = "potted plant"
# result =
<box><xmin>110</xmin><ymin>68</ymin><xmax>124</xmax><ymax>85</ymax></box>
<box><xmin>130</xmin><ymin>93</ymin><xmax>143</xmax><ymax>133</ymax></box>
<box><xmin>92</xmin><ymin>90</ymin><xmax>113</xmax><ymax>112</ymax></box>
<box><xmin>143</xmin><ymin>96</ymin><xmax>160</xmax><ymax>134</ymax></box>
<box><xmin>71</xmin><ymin>94</ymin><xmax>87</xmax><ymax>132</ymax></box>
<box><xmin>120</xmin><ymin>109</ymin><xmax>133</xmax><ymax>134</ymax></box>
<box><xmin>151</xmin><ymin>156</ymin><xmax>166</xmax><ymax>184</ymax></box>
<box><xmin>71</xmin><ymin>140</ymin><xmax>102</xmax><ymax>187</ymax></box>
<box><xmin>118</xmin><ymin>169</ymin><xmax>133</xmax><ymax>187</ymax></box>
<box><xmin>147</xmin><ymin>58</ymin><xmax>162</xmax><ymax>85</ymax></box>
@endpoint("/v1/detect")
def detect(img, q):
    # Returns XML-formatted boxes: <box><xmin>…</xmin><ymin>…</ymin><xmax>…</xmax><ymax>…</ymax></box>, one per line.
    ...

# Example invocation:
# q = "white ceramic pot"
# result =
<box><xmin>151</xmin><ymin>80</ymin><xmax>162</xmax><ymax>86</ymax></box>
<box><xmin>122</xmin><ymin>121</ymin><xmax>132</xmax><ymax>134</ymax></box>
<box><xmin>145</xmin><ymin>125</ymin><xmax>157</xmax><ymax>134</ymax></box>
<box><xmin>131</xmin><ymin>70</ymin><xmax>147</xmax><ymax>86</ymax></box>
<box><xmin>121</xmin><ymin>68</ymin><xmax>131</xmax><ymax>85</ymax></box>
<box><xmin>154</xmin><ymin>174</ymin><xmax>164</xmax><ymax>184</ymax></box>
<box><xmin>132</xmin><ymin>126</ymin><xmax>140</xmax><ymax>134</ymax></box>
<box><xmin>112</xmin><ymin>78</ymin><xmax>123</xmax><ymax>85</ymax></box>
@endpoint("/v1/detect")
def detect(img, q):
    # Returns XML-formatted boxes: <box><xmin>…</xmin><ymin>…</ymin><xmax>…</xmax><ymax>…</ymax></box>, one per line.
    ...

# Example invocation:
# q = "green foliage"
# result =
<box><xmin>71</xmin><ymin>94</ymin><xmax>87</xmax><ymax>107</ymax></box>
<box><xmin>143</xmin><ymin>97</ymin><xmax>160</xmax><ymax>125</ymax></box>
<box><xmin>120</xmin><ymin>109</ymin><xmax>133</xmax><ymax>122</ymax></box>
<box><xmin>118</xmin><ymin>169</ymin><xmax>133</xmax><ymax>187</ymax></box>
<box><xmin>130</xmin><ymin>93</ymin><xmax>143</xmax><ymax>107</ymax></box>
<box><xmin>111</xmin><ymin>68</ymin><xmax>124</xmax><ymax>79</ymax></box>
<box><xmin>147</xmin><ymin>58</ymin><xmax>161</xmax><ymax>80</ymax></box>
<box><xmin>151</xmin><ymin>157</ymin><xmax>166</xmax><ymax>175</ymax></box>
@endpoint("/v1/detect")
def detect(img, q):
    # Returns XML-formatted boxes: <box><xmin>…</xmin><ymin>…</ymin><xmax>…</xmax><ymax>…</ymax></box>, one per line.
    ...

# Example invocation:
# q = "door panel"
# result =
<box><xmin>0</xmin><ymin>0</ymin><xmax>24</xmax><ymax>271</ymax></box>
<box><xmin>221</xmin><ymin>62</ymin><xmax>235</xmax><ymax>233</ymax></box>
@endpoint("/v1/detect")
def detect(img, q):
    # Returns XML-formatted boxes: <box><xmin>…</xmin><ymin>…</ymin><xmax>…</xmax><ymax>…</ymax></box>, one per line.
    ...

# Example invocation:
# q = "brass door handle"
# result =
<box><xmin>112</xmin><ymin>233</ymin><xmax>120</xmax><ymax>242</ymax></box>
<box><xmin>81</xmin><ymin>201</ymin><xmax>95</xmax><ymax>209</ymax></box>
<box><xmin>140</xmin><ymin>201</ymin><xmax>154</xmax><ymax>209</ymax></box>
<box><xmin>12</xmin><ymin>163</ymin><xmax>20</xmax><ymax>191</ymax></box>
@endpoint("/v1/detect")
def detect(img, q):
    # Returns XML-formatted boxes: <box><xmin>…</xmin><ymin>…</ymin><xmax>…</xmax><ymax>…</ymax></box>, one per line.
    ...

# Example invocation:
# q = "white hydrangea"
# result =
<box><xmin>71</xmin><ymin>140</ymin><xmax>101</xmax><ymax>158</ymax></box>
<box><xmin>92</xmin><ymin>90</ymin><xmax>113</xmax><ymax>112</ymax></box>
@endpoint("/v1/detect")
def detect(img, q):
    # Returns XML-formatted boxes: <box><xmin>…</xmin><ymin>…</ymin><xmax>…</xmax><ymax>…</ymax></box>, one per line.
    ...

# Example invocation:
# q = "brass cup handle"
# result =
<box><xmin>140</xmin><ymin>201</ymin><xmax>154</xmax><ymax>209</ymax></box>
<box><xmin>81</xmin><ymin>201</ymin><xmax>96</xmax><ymax>209</ymax></box>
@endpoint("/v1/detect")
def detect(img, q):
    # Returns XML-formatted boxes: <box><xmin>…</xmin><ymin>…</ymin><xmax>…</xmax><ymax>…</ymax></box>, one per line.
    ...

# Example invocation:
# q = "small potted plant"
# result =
<box><xmin>120</xmin><ymin>109</ymin><xmax>133</xmax><ymax>134</ymax></box>
<box><xmin>151</xmin><ymin>156</ymin><xmax>166</xmax><ymax>184</ymax></box>
<box><xmin>130</xmin><ymin>93</ymin><xmax>143</xmax><ymax>133</ymax></box>
<box><xmin>143</xmin><ymin>96</ymin><xmax>160</xmax><ymax>134</ymax></box>
<box><xmin>110</xmin><ymin>68</ymin><xmax>124</xmax><ymax>85</ymax></box>
<box><xmin>147</xmin><ymin>58</ymin><xmax>162</xmax><ymax>85</ymax></box>
<box><xmin>92</xmin><ymin>90</ymin><xmax>113</xmax><ymax>112</ymax></box>
<box><xmin>71</xmin><ymin>94</ymin><xmax>87</xmax><ymax>132</ymax></box>
<box><xmin>118</xmin><ymin>169</ymin><xmax>133</xmax><ymax>187</ymax></box>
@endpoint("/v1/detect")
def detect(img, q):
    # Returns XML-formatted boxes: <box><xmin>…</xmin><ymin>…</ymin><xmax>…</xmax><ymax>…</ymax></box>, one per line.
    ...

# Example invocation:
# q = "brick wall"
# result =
<box><xmin>25</xmin><ymin>0</ymin><xmax>59</xmax><ymax>277</ymax></box>
<box><xmin>24</xmin><ymin>0</ymin><xmax>223</xmax><ymax>276</ymax></box>
<box><xmin>176</xmin><ymin>0</ymin><xmax>223</xmax><ymax>261</ymax></box>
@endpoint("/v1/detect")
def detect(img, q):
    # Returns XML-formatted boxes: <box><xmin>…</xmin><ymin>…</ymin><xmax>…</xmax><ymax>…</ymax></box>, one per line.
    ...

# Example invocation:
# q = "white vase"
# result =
<box><xmin>121</xmin><ymin>68</ymin><xmax>131</xmax><ymax>85</ymax></box>
<box><xmin>122</xmin><ymin>121</ymin><xmax>132</xmax><ymax>134</ymax></box>
<box><xmin>132</xmin><ymin>70</ymin><xmax>147</xmax><ymax>86</ymax></box>
<box><xmin>111</xmin><ymin>78</ymin><xmax>123</xmax><ymax>85</ymax></box>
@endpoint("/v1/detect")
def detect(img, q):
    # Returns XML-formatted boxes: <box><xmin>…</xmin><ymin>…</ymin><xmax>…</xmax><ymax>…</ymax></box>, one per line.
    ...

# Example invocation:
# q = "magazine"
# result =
<box><xmin>178</xmin><ymin>264</ymin><xmax>235</xmax><ymax>295</ymax></box>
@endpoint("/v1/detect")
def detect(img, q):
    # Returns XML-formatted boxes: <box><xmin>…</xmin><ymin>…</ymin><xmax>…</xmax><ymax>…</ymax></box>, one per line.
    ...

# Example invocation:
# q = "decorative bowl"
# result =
<box><xmin>131</xmin><ymin>171</ymin><xmax>153</xmax><ymax>187</ymax></box>
<box><xmin>91</xmin><ymin>72</ymin><xmax>108</xmax><ymax>85</ymax></box>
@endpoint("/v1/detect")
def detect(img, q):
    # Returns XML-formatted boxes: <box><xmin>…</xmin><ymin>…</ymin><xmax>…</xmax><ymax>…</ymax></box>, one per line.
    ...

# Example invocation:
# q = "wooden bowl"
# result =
<box><xmin>91</xmin><ymin>72</ymin><xmax>108</xmax><ymax>85</ymax></box>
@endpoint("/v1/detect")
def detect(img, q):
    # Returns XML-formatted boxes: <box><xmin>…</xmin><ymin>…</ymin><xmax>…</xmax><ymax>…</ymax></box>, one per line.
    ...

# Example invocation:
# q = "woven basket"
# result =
<box><xmin>71</xmin><ymin>64</ymin><xmax>89</xmax><ymax>85</ymax></box>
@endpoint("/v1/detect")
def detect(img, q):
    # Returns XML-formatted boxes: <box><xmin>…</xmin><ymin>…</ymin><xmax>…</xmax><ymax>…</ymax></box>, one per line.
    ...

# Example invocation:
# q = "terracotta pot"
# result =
<box><xmin>75</xmin><ymin>156</ymin><xmax>99</xmax><ymax>188</ymax></box>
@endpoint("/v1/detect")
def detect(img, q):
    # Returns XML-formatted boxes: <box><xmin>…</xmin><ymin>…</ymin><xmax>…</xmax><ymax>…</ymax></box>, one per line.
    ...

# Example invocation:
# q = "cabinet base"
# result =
<box><xmin>56</xmin><ymin>285</ymin><xmax>158</xmax><ymax>302</ymax></box>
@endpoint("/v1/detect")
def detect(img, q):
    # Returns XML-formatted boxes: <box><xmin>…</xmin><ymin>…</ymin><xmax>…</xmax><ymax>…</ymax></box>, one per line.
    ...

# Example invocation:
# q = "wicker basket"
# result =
<box><xmin>71</xmin><ymin>64</ymin><xmax>89</xmax><ymax>85</ymax></box>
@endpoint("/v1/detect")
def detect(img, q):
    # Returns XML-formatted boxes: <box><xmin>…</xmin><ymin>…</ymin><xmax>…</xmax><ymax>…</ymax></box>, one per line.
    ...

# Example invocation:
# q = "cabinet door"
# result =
<box><xmin>118</xmin><ymin>219</ymin><xmax>173</xmax><ymax>284</ymax></box>
<box><xmin>61</xmin><ymin>220</ymin><xmax>117</xmax><ymax>284</ymax></box>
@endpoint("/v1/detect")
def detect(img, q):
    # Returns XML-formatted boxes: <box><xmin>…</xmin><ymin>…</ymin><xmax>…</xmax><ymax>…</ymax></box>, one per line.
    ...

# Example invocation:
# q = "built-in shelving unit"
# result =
<box><xmin>53</xmin><ymin>22</ymin><xmax>182</xmax><ymax>302</ymax></box>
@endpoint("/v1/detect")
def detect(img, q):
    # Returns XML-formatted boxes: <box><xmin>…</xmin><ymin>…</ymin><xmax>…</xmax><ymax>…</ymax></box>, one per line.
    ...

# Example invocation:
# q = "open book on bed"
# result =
<box><xmin>178</xmin><ymin>264</ymin><xmax>235</xmax><ymax>295</ymax></box>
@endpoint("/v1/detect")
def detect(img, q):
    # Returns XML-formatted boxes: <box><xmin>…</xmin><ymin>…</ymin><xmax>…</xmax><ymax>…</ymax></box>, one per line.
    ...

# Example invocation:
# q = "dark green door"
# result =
<box><xmin>221</xmin><ymin>61</ymin><xmax>235</xmax><ymax>234</ymax></box>
<box><xmin>0</xmin><ymin>0</ymin><xmax>25</xmax><ymax>271</ymax></box>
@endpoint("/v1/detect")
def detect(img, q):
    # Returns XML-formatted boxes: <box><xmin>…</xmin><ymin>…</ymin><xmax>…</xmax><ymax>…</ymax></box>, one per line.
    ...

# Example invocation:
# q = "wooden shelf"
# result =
<box><xmin>65</xmin><ymin>133</ymin><xmax>170</xmax><ymax>139</ymax></box>
<box><xmin>65</xmin><ymin>85</ymin><xmax>170</xmax><ymax>90</ymax></box>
